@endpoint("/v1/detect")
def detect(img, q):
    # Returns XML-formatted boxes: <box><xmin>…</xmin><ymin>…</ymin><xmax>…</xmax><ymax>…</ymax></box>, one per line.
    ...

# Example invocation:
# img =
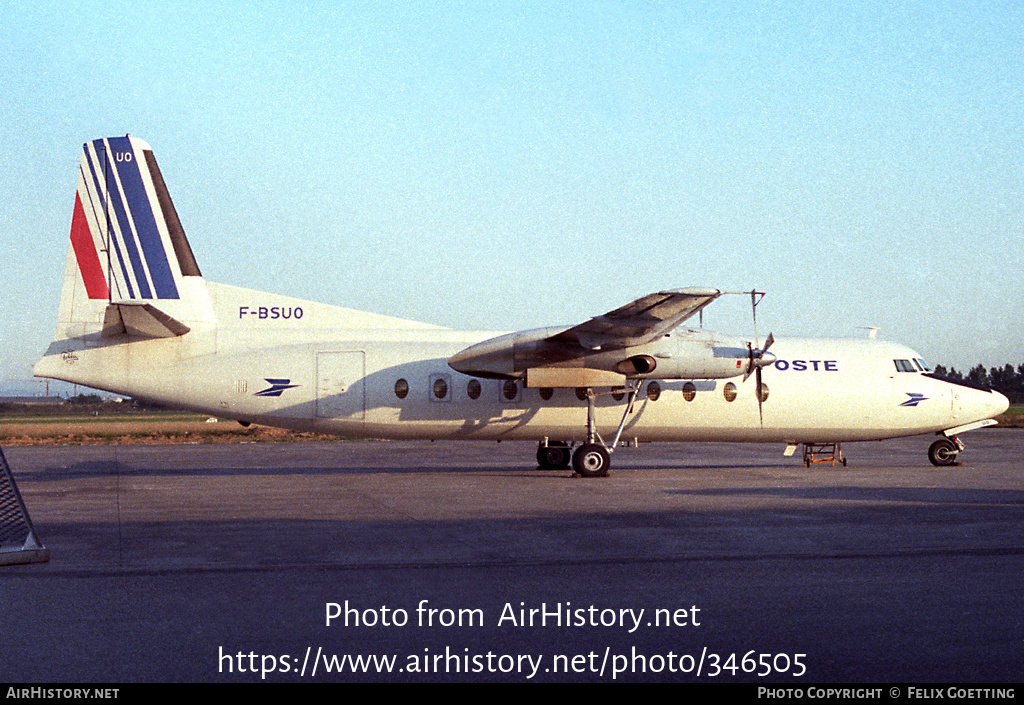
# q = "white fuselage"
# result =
<box><xmin>35</xmin><ymin>281</ymin><xmax>1008</xmax><ymax>446</ymax></box>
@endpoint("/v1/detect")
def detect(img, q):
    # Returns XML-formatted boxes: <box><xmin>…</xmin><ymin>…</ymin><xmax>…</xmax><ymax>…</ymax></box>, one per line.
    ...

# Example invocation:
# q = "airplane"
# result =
<box><xmin>33</xmin><ymin>136</ymin><xmax>1010</xmax><ymax>476</ymax></box>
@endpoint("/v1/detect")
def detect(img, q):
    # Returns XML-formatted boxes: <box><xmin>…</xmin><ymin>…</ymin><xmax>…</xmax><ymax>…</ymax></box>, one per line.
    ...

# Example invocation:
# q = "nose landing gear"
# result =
<box><xmin>928</xmin><ymin>420</ymin><xmax>1000</xmax><ymax>466</ymax></box>
<box><xmin>928</xmin><ymin>436</ymin><xmax>963</xmax><ymax>466</ymax></box>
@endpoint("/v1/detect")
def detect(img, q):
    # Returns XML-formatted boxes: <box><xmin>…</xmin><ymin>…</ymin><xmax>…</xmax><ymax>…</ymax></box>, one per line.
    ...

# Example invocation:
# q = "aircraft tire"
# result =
<box><xmin>928</xmin><ymin>438</ymin><xmax>958</xmax><ymax>466</ymax></box>
<box><xmin>536</xmin><ymin>442</ymin><xmax>571</xmax><ymax>470</ymax></box>
<box><xmin>573</xmin><ymin>443</ymin><xmax>610</xmax><ymax>478</ymax></box>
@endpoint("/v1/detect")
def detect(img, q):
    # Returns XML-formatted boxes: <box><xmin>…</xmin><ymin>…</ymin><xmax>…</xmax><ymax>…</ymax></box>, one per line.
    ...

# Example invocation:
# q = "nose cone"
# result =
<box><xmin>989</xmin><ymin>389</ymin><xmax>1011</xmax><ymax>418</ymax></box>
<box><xmin>959</xmin><ymin>386</ymin><xmax>1010</xmax><ymax>425</ymax></box>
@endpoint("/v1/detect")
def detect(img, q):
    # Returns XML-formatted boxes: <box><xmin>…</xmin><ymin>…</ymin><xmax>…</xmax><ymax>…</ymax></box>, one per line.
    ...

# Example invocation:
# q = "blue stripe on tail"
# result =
<box><xmin>86</xmin><ymin>137</ymin><xmax>180</xmax><ymax>300</ymax></box>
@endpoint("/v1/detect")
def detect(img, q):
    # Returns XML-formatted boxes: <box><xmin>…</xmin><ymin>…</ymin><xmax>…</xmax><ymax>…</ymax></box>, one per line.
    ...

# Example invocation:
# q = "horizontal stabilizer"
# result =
<box><xmin>102</xmin><ymin>303</ymin><xmax>191</xmax><ymax>339</ymax></box>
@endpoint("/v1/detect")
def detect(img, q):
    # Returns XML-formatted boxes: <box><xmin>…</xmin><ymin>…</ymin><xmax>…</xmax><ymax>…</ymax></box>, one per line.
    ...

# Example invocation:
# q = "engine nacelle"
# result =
<box><xmin>603</xmin><ymin>336</ymin><xmax>774</xmax><ymax>380</ymax></box>
<box><xmin>449</xmin><ymin>328</ymin><xmax>774</xmax><ymax>384</ymax></box>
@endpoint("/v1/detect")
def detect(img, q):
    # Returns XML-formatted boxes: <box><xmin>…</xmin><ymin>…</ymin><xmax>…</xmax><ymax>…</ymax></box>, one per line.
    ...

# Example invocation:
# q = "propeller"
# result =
<box><xmin>719</xmin><ymin>290</ymin><xmax>775</xmax><ymax>424</ymax></box>
<box><xmin>744</xmin><ymin>333</ymin><xmax>774</xmax><ymax>424</ymax></box>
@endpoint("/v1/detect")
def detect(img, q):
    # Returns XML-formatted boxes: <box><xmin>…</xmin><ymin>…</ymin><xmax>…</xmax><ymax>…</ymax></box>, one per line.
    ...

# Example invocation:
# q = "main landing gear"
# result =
<box><xmin>536</xmin><ymin>441</ymin><xmax>571</xmax><ymax>470</ymax></box>
<box><xmin>571</xmin><ymin>443</ymin><xmax>611</xmax><ymax>477</ymax></box>
<box><xmin>537</xmin><ymin>440</ymin><xmax>613</xmax><ymax>477</ymax></box>
<box><xmin>928</xmin><ymin>436</ymin><xmax>963</xmax><ymax>466</ymax></box>
<box><xmin>536</xmin><ymin>382</ymin><xmax>642</xmax><ymax>478</ymax></box>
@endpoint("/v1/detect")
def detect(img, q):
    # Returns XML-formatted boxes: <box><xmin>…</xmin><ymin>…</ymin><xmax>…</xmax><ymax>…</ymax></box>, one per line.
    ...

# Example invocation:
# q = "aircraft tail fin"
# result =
<box><xmin>54</xmin><ymin>135</ymin><xmax>211</xmax><ymax>337</ymax></box>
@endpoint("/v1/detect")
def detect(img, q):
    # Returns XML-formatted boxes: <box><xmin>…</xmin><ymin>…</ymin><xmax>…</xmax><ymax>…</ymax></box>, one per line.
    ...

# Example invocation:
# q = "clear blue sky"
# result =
<box><xmin>2</xmin><ymin>1</ymin><xmax>1021</xmax><ymax>393</ymax></box>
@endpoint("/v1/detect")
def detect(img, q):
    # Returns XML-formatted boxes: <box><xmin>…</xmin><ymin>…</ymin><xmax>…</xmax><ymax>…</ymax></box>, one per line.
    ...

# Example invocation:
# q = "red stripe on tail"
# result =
<box><xmin>69</xmin><ymin>192</ymin><xmax>109</xmax><ymax>300</ymax></box>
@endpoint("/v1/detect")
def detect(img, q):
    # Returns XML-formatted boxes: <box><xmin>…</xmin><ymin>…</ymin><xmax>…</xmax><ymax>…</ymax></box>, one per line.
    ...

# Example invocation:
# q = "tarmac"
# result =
<box><xmin>1</xmin><ymin>431</ymin><xmax>1022</xmax><ymax>683</ymax></box>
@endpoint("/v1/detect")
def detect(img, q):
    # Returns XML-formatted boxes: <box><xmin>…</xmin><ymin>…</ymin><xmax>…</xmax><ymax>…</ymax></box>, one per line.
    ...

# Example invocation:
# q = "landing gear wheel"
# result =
<box><xmin>536</xmin><ymin>441</ymin><xmax>571</xmax><ymax>470</ymax></box>
<box><xmin>928</xmin><ymin>438</ymin><xmax>958</xmax><ymax>467</ymax></box>
<box><xmin>572</xmin><ymin>443</ymin><xmax>610</xmax><ymax>478</ymax></box>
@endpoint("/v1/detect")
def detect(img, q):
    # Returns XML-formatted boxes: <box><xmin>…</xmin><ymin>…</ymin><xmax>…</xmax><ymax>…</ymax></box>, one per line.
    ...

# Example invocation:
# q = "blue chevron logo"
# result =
<box><xmin>900</xmin><ymin>392</ymin><xmax>928</xmax><ymax>407</ymax></box>
<box><xmin>255</xmin><ymin>378</ymin><xmax>299</xmax><ymax>397</ymax></box>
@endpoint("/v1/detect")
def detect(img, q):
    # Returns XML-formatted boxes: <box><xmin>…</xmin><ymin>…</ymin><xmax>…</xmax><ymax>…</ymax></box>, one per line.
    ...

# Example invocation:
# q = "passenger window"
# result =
<box><xmin>432</xmin><ymin>377</ymin><xmax>449</xmax><ymax>400</ymax></box>
<box><xmin>682</xmin><ymin>382</ymin><xmax>696</xmax><ymax>402</ymax></box>
<box><xmin>539</xmin><ymin>387</ymin><xmax>554</xmax><ymax>401</ymax></box>
<box><xmin>502</xmin><ymin>380</ymin><xmax>519</xmax><ymax>402</ymax></box>
<box><xmin>646</xmin><ymin>382</ymin><xmax>661</xmax><ymax>402</ymax></box>
<box><xmin>394</xmin><ymin>379</ymin><xmax>409</xmax><ymax>399</ymax></box>
<box><xmin>723</xmin><ymin>382</ymin><xmax>737</xmax><ymax>402</ymax></box>
<box><xmin>467</xmin><ymin>379</ymin><xmax>481</xmax><ymax>399</ymax></box>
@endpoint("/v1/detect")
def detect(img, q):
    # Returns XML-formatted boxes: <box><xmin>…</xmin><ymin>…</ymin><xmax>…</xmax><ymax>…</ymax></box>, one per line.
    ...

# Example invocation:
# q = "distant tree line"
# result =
<box><xmin>932</xmin><ymin>364</ymin><xmax>1024</xmax><ymax>404</ymax></box>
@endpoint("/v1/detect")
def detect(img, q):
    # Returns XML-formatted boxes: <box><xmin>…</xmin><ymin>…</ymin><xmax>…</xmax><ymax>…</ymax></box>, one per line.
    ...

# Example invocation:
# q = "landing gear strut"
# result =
<box><xmin>573</xmin><ymin>381</ymin><xmax>643</xmax><ymax>477</ymax></box>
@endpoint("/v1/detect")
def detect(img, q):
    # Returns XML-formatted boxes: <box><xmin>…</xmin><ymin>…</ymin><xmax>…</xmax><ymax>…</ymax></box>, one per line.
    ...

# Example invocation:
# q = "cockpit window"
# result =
<box><xmin>914</xmin><ymin>358</ymin><xmax>931</xmax><ymax>372</ymax></box>
<box><xmin>894</xmin><ymin>359</ymin><xmax>917</xmax><ymax>372</ymax></box>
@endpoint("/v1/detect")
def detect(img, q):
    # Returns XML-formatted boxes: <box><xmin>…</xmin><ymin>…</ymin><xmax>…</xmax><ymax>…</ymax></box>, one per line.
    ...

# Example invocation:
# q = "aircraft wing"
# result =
<box><xmin>547</xmin><ymin>287</ymin><xmax>722</xmax><ymax>351</ymax></box>
<box><xmin>448</xmin><ymin>287</ymin><xmax>724</xmax><ymax>380</ymax></box>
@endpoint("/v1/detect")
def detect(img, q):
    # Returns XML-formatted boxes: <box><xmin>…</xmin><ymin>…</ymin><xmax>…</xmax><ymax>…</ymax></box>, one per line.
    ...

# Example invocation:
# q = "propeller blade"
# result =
<box><xmin>756</xmin><ymin>365</ymin><xmax>764</xmax><ymax>426</ymax></box>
